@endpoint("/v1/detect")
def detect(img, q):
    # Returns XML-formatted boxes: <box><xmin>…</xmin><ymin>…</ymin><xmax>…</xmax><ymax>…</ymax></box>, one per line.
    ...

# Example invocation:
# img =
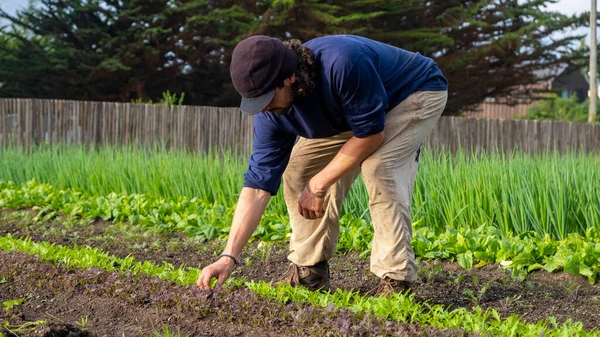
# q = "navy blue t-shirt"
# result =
<box><xmin>243</xmin><ymin>35</ymin><xmax>448</xmax><ymax>195</ymax></box>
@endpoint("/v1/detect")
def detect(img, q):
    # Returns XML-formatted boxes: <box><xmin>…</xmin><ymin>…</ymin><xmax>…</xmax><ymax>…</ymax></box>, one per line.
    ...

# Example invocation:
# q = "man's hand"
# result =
<box><xmin>196</xmin><ymin>258</ymin><xmax>235</xmax><ymax>290</ymax></box>
<box><xmin>306</xmin><ymin>132</ymin><xmax>385</xmax><ymax>219</ymax></box>
<box><xmin>298</xmin><ymin>182</ymin><xmax>325</xmax><ymax>219</ymax></box>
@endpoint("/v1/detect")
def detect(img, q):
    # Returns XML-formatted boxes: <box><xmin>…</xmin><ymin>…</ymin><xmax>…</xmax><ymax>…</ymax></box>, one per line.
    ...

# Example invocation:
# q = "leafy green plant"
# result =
<box><xmin>0</xmin><ymin>321</ymin><xmax>46</xmax><ymax>336</ymax></box>
<box><xmin>151</xmin><ymin>324</ymin><xmax>182</xmax><ymax>337</ymax></box>
<box><xmin>2</xmin><ymin>180</ymin><xmax>600</xmax><ymax>284</ymax></box>
<box><xmin>74</xmin><ymin>316</ymin><xmax>89</xmax><ymax>330</ymax></box>
<box><xmin>499</xmin><ymin>295</ymin><xmax>524</xmax><ymax>314</ymax></box>
<box><xmin>2</xmin><ymin>298</ymin><xmax>24</xmax><ymax>312</ymax></box>
<box><xmin>130</xmin><ymin>97</ymin><xmax>153</xmax><ymax>104</ymax></box>
<box><xmin>159</xmin><ymin>91</ymin><xmax>185</xmax><ymax>106</ymax></box>
<box><xmin>461</xmin><ymin>282</ymin><xmax>489</xmax><ymax>307</ymax></box>
<box><xmin>0</xmin><ymin>235</ymin><xmax>596</xmax><ymax>337</ymax></box>
<box><xmin>130</xmin><ymin>91</ymin><xmax>185</xmax><ymax>106</ymax></box>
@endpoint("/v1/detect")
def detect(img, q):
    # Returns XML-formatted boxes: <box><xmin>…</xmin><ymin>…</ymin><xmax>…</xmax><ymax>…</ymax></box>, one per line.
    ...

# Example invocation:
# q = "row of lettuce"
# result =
<box><xmin>1</xmin><ymin>179</ymin><xmax>600</xmax><ymax>284</ymax></box>
<box><xmin>0</xmin><ymin>234</ymin><xmax>595</xmax><ymax>337</ymax></box>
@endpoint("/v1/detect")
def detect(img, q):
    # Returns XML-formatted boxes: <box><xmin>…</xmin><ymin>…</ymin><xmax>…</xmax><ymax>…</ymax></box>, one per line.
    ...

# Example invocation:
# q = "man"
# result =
<box><xmin>197</xmin><ymin>34</ymin><xmax>448</xmax><ymax>296</ymax></box>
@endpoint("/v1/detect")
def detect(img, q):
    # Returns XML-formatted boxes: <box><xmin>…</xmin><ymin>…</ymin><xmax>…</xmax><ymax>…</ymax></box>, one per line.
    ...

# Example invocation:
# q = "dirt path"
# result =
<box><xmin>1</xmin><ymin>209</ymin><xmax>600</xmax><ymax>331</ymax></box>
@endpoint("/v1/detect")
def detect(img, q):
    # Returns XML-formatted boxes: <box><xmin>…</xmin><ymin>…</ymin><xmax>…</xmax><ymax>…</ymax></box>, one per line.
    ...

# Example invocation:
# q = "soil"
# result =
<box><xmin>1</xmin><ymin>208</ymin><xmax>600</xmax><ymax>334</ymax></box>
<box><xmin>0</xmin><ymin>251</ymin><xmax>465</xmax><ymax>337</ymax></box>
<box><xmin>0</xmin><ymin>251</ymin><xmax>290</xmax><ymax>337</ymax></box>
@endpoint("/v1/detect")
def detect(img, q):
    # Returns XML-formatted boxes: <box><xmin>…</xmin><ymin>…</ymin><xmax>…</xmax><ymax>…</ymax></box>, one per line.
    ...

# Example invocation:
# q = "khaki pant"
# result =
<box><xmin>282</xmin><ymin>90</ymin><xmax>448</xmax><ymax>282</ymax></box>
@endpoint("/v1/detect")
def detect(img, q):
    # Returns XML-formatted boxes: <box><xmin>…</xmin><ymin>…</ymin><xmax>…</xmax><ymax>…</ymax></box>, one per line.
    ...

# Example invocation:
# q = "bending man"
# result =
<box><xmin>197</xmin><ymin>35</ymin><xmax>448</xmax><ymax>296</ymax></box>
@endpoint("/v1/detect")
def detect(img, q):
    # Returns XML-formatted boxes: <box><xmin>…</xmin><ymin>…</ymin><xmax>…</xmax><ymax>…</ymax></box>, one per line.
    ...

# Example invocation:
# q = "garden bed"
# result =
<box><xmin>1</xmin><ymin>209</ymin><xmax>599</xmax><ymax>335</ymax></box>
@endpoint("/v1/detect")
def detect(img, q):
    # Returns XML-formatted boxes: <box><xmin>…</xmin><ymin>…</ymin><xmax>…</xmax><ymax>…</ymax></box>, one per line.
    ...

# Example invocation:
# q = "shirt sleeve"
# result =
<box><xmin>243</xmin><ymin>113</ymin><xmax>296</xmax><ymax>195</ymax></box>
<box><xmin>336</xmin><ymin>54</ymin><xmax>388</xmax><ymax>138</ymax></box>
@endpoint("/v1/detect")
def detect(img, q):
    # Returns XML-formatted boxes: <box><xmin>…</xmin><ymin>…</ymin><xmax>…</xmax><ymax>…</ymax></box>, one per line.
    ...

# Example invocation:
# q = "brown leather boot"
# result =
<box><xmin>274</xmin><ymin>261</ymin><xmax>330</xmax><ymax>292</ymax></box>
<box><xmin>366</xmin><ymin>276</ymin><xmax>412</xmax><ymax>298</ymax></box>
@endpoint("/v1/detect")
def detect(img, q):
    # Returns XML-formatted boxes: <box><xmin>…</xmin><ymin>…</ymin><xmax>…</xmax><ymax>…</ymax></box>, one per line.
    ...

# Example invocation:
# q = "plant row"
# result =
<box><xmin>0</xmin><ymin>234</ymin><xmax>596</xmax><ymax>337</ymax></box>
<box><xmin>0</xmin><ymin>250</ymin><xmax>452</xmax><ymax>337</ymax></box>
<box><xmin>1</xmin><ymin>179</ymin><xmax>600</xmax><ymax>284</ymax></box>
<box><xmin>1</xmin><ymin>145</ymin><xmax>599</xmax><ymax>239</ymax></box>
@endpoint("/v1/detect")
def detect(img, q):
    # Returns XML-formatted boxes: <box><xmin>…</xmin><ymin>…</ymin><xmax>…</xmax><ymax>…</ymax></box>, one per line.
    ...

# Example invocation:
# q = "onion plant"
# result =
<box><xmin>0</xmin><ymin>144</ymin><xmax>598</xmax><ymax>239</ymax></box>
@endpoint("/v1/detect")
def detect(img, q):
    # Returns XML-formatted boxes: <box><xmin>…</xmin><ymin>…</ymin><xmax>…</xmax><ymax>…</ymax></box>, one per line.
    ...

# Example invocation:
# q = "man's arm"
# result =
<box><xmin>222</xmin><ymin>187</ymin><xmax>271</xmax><ymax>258</ymax></box>
<box><xmin>296</xmin><ymin>132</ymin><xmax>384</xmax><ymax>220</ymax></box>
<box><xmin>310</xmin><ymin>132</ymin><xmax>384</xmax><ymax>194</ymax></box>
<box><xmin>197</xmin><ymin>187</ymin><xmax>270</xmax><ymax>289</ymax></box>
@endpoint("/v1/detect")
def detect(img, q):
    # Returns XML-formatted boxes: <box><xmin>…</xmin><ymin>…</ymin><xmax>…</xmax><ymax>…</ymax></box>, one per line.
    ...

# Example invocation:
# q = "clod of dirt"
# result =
<box><xmin>34</xmin><ymin>323</ymin><xmax>97</xmax><ymax>337</ymax></box>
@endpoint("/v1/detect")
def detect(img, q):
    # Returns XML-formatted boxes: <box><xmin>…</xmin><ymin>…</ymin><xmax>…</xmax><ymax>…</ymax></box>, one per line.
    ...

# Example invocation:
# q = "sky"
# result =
<box><xmin>546</xmin><ymin>0</ymin><xmax>591</xmax><ymax>14</ymax></box>
<box><xmin>0</xmin><ymin>0</ymin><xmax>595</xmax><ymax>40</ymax></box>
<box><xmin>546</xmin><ymin>0</ymin><xmax>592</xmax><ymax>43</ymax></box>
<box><xmin>0</xmin><ymin>0</ymin><xmax>25</xmax><ymax>16</ymax></box>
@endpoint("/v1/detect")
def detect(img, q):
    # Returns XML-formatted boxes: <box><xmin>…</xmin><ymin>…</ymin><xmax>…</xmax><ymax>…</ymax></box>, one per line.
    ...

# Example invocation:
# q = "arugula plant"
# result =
<box><xmin>0</xmin><ymin>235</ymin><xmax>598</xmax><ymax>337</ymax></box>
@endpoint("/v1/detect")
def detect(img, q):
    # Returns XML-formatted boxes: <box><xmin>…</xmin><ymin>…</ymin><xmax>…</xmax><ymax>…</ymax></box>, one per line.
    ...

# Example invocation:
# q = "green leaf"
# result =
<box><xmin>579</xmin><ymin>265</ymin><xmax>595</xmax><ymax>280</ymax></box>
<box><xmin>527</xmin><ymin>263</ymin><xmax>543</xmax><ymax>272</ymax></box>
<box><xmin>564</xmin><ymin>255</ymin><xmax>581</xmax><ymax>275</ymax></box>
<box><xmin>474</xmin><ymin>260</ymin><xmax>489</xmax><ymax>269</ymax></box>
<box><xmin>457</xmin><ymin>251</ymin><xmax>473</xmax><ymax>270</ymax></box>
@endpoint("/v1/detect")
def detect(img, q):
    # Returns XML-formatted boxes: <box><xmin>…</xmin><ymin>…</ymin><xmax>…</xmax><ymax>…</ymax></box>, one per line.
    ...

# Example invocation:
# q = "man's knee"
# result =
<box><xmin>362</xmin><ymin>155</ymin><xmax>394</xmax><ymax>184</ymax></box>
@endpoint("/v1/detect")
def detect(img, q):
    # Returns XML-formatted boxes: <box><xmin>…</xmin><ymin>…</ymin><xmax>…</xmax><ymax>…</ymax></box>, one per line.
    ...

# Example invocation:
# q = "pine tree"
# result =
<box><xmin>323</xmin><ymin>0</ymin><xmax>587</xmax><ymax>113</ymax></box>
<box><xmin>0</xmin><ymin>0</ymin><xmax>257</xmax><ymax>104</ymax></box>
<box><xmin>0</xmin><ymin>0</ymin><xmax>588</xmax><ymax>113</ymax></box>
<box><xmin>250</xmin><ymin>0</ymin><xmax>341</xmax><ymax>41</ymax></box>
<box><xmin>0</xmin><ymin>0</ymin><xmax>177</xmax><ymax>101</ymax></box>
<box><xmin>172</xmin><ymin>0</ymin><xmax>258</xmax><ymax>106</ymax></box>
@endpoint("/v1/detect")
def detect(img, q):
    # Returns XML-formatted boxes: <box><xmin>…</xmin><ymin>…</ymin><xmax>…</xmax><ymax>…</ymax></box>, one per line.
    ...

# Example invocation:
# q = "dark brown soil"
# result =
<box><xmin>1</xmin><ymin>283</ymin><xmax>277</xmax><ymax>337</ymax></box>
<box><xmin>1</xmin><ymin>208</ymin><xmax>600</xmax><ymax>332</ymax></box>
<box><xmin>2</xmin><ymin>322</ymin><xmax>97</xmax><ymax>337</ymax></box>
<box><xmin>0</xmin><ymin>251</ymin><xmax>466</xmax><ymax>337</ymax></box>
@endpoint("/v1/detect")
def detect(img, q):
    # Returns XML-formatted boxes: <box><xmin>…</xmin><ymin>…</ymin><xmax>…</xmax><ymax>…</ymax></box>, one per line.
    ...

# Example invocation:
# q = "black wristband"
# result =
<box><xmin>219</xmin><ymin>253</ymin><xmax>239</xmax><ymax>265</ymax></box>
<box><xmin>306</xmin><ymin>183</ymin><xmax>326</xmax><ymax>198</ymax></box>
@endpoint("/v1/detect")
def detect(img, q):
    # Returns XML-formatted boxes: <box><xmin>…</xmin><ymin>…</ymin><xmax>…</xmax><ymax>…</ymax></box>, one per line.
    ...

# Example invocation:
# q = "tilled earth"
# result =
<box><xmin>1</xmin><ymin>209</ymin><xmax>600</xmax><ymax>336</ymax></box>
<box><xmin>0</xmin><ymin>251</ymin><xmax>465</xmax><ymax>337</ymax></box>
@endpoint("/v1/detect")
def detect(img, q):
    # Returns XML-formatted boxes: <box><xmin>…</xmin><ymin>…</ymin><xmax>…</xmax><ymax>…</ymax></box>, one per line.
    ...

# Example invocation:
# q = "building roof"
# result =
<box><xmin>532</xmin><ymin>63</ymin><xmax>570</xmax><ymax>81</ymax></box>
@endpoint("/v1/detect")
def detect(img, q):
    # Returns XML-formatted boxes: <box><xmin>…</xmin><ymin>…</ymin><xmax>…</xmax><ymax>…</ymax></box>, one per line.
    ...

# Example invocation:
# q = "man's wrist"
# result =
<box><xmin>306</xmin><ymin>182</ymin><xmax>326</xmax><ymax>198</ymax></box>
<box><xmin>218</xmin><ymin>253</ymin><xmax>239</xmax><ymax>266</ymax></box>
<box><xmin>308</xmin><ymin>176</ymin><xmax>330</xmax><ymax>195</ymax></box>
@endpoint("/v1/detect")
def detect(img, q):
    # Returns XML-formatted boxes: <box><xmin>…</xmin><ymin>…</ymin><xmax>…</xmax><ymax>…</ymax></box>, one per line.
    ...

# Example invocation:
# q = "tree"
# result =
<box><xmin>0</xmin><ymin>0</ymin><xmax>257</xmax><ymax>104</ymax></box>
<box><xmin>0</xmin><ymin>0</ymin><xmax>589</xmax><ymax>114</ymax></box>
<box><xmin>310</xmin><ymin>0</ymin><xmax>587</xmax><ymax>114</ymax></box>
<box><xmin>250</xmin><ymin>0</ymin><xmax>340</xmax><ymax>41</ymax></box>
<box><xmin>435</xmin><ymin>0</ymin><xmax>587</xmax><ymax>113</ymax></box>
<box><xmin>0</xmin><ymin>25</ymin><xmax>57</xmax><ymax>98</ymax></box>
<box><xmin>0</xmin><ymin>0</ymin><xmax>177</xmax><ymax>101</ymax></box>
<box><xmin>172</xmin><ymin>0</ymin><xmax>259</xmax><ymax>106</ymax></box>
<box><xmin>237</xmin><ymin>0</ymin><xmax>588</xmax><ymax>114</ymax></box>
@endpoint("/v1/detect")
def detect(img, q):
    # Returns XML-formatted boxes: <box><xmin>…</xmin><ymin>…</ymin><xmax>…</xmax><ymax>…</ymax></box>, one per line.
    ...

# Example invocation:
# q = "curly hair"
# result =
<box><xmin>281</xmin><ymin>39</ymin><xmax>317</xmax><ymax>100</ymax></box>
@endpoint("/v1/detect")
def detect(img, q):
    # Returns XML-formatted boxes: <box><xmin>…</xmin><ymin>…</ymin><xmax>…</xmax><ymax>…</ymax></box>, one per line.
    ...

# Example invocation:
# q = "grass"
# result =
<box><xmin>0</xmin><ymin>144</ymin><xmax>599</xmax><ymax>239</ymax></box>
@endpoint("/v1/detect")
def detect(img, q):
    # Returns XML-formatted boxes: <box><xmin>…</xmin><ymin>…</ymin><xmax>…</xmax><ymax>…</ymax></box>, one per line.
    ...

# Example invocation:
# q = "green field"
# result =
<box><xmin>1</xmin><ymin>145</ymin><xmax>600</xmax><ymax>336</ymax></box>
